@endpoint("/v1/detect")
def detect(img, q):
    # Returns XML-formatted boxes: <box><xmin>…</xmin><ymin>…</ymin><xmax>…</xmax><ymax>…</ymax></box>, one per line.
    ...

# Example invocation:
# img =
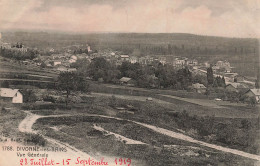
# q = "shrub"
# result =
<box><xmin>21</xmin><ymin>89</ymin><xmax>37</xmax><ymax>103</ymax></box>
<box><xmin>0</xmin><ymin>107</ymin><xmax>9</xmax><ymax>114</ymax></box>
<box><xmin>24</xmin><ymin>133</ymin><xmax>46</xmax><ymax>146</ymax></box>
<box><xmin>42</xmin><ymin>95</ymin><xmax>56</xmax><ymax>103</ymax></box>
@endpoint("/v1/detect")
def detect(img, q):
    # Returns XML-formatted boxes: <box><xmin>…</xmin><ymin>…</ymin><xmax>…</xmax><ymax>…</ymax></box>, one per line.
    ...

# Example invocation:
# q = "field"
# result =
<box><xmin>90</xmin><ymin>83</ymin><xmax>259</xmax><ymax>118</ymax></box>
<box><xmin>0</xmin><ymin>57</ymin><xmax>57</xmax><ymax>88</ymax></box>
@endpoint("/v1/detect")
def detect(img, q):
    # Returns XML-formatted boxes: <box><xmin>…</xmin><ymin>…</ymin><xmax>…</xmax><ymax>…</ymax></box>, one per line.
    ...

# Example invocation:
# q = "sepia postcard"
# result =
<box><xmin>0</xmin><ymin>0</ymin><xmax>260</xmax><ymax>165</ymax></box>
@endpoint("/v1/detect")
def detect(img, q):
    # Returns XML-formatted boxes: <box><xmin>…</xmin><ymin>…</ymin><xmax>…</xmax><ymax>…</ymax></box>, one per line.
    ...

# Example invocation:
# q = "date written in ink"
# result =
<box><xmin>19</xmin><ymin>157</ymin><xmax>131</xmax><ymax>166</ymax></box>
<box><xmin>115</xmin><ymin>158</ymin><xmax>131</xmax><ymax>166</ymax></box>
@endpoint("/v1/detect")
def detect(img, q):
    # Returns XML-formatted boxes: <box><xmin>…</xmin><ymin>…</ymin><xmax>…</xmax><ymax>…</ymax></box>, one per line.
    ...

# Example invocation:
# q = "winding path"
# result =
<box><xmin>19</xmin><ymin>112</ymin><xmax>260</xmax><ymax>161</ymax></box>
<box><xmin>18</xmin><ymin>111</ymin><xmax>95</xmax><ymax>160</ymax></box>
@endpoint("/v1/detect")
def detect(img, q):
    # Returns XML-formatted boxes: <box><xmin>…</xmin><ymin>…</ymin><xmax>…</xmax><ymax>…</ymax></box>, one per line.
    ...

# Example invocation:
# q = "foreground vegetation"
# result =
<box><xmin>34</xmin><ymin>115</ymin><xmax>256</xmax><ymax>166</ymax></box>
<box><xmin>27</xmin><ymin>91</ymin><xmax>259</xmax><ymax>165</ymax></box>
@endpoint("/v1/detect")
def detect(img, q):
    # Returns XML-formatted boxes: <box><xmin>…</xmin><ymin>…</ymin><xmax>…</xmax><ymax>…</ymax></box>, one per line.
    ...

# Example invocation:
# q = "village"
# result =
<box><xmin>0</xmin><ymin>33</ymin><xmax>259</xmax><ymax>105</ymax></box>
<box><xmin>0</xmin><ymin>32</ymin><xmax>260</xmax><ymax>166</ymax></box>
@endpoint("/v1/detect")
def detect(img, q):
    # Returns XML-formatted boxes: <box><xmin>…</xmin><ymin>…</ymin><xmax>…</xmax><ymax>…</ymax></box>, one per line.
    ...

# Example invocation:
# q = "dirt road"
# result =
<box><xmin>18</xmin><ymin>112</ymin><xmax>133</xmax><ymax>166</ymax></box>
<box><xmin>91</xmin><ymin>114</ymin><xmax>260</xmax><ymax>161</ymax></box>
<box><xmin>18</xmin><ymin>112</ymin><xmax>102</xmax><ymax>163</ymax></box>
<box><xmin>19</xmin><ymin>112</ymin><xmax>260</xmax><ymax>161</ymax></box>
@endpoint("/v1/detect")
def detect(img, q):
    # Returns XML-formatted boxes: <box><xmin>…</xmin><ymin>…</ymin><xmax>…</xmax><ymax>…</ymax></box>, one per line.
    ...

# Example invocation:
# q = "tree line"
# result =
<box><xmin>69</xmin><ymin>57</ymin><xmax>230</xmax><ymax>91</ymax></box>
<box><xmin>72</xmin><ymin>57</ymin><xmax>198</xmax><ymax>90</ymax></box>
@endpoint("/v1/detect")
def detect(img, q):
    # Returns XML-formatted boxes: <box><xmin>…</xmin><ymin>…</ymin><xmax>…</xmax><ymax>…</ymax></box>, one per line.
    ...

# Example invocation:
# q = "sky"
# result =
<box><xmin>0</xmin><ymin>0</ymin><xmax>259</xmax><ymax>38</ymax></box>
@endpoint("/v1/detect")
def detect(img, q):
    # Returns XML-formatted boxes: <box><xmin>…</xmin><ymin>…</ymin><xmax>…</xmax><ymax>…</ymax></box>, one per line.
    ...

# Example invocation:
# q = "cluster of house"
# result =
<box><xmin>49</xmin><ymin>44</ymin><xmax>92</xmax><ymax>54</ymax></box>
<box><xmin>212</xmin><ymin>60</ymin><xmax>232</xmax><ymax>73</ymax></box>
<box><xmin>95</xmin><ymin>51</ymin><xmax>199</xmax><ymax>69</ymax></box>
<box><xmin>191</xmin><ymin>82</ymin><xmax>260</xmax><ymax>103</ymax></box>
<box><xmin>35</xmin><ymin>53</ymin><xmax>85</xmax><ymax>72</ymax></box>
<box><xmin>117</xmin><ymin>77</ymin><xmax>260</xmax><ymax>103</ymax></box>
<box><xmin>36</xmin><ymin>48</ymin><xmax>201</xmax><ymax>74</ymax></box>
<box><xmin>122</xmin><ymin>55</ymin><xmax>199</xmax><ymax>68</ymax></box>
<box><xmin>0</xmin><ymin>41</ymin><xmax>28</xmax><ymax>53</ymax></box>
<box><xmin>0</xmin><ymin>32</ymin><xmax>27</xmax><ymax>52</ymax></box>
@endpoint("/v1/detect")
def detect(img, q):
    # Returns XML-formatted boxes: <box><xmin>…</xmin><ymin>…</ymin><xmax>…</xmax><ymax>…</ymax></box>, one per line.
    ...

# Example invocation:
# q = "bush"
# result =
<box><xmin>24</xmin><ymin>133</ymin><xmax>46</xmax><ymax>146</ymax></box>
<box><xmin>69</xmin><ymin>95</ymin><xmax>83</xmax><ymax>103</ymax></box>
<box><xmin>21</xmin><ymin>89</ymin><xmax>37</xmax><ymax>103</ymax></box>
<box><xmin>42</xmin><ymin>95</ymin><xmax>56</xmax><ymax>103</ymax></box>
<box><xmin>0</xmin><ymin>107</ymin><xmax>9</xmax><ymax>114</ymax></box>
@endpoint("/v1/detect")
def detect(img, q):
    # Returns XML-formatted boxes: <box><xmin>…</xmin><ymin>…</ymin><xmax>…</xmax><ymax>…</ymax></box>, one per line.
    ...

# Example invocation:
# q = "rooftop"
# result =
<box><xmin>226</xmin><ymin>82</ymin><xmax>248</xmax><ymax>89</ymax></box>
<box><xmin>120</xmin><ymin>55</ymin><xmax>129</xmax><ymax>58</ymax></box>
<box><xmin>120</xmin><ymin>77</ymin><xmax>132</xmax><ymax>82</ymax></box>
<box><xmin>0</xmin><ymin>88</ymin><xmax>20</xmax><ymax>98</ymax></box>
<box><xmin>249</xmin><ymin>89</ymin><xmax>260</xmax><ymax>96</ymax></box>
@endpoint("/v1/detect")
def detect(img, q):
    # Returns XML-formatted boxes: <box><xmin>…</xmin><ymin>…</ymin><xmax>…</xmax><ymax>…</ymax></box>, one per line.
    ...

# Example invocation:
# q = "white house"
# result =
<box><xmin>159</xmin><ymin>57</ymin><xmax>167</xmax><ymax>65</ymax></box>
<box><xmin>49</xmin><ymin>48</ymin><xmax>55</xmax><ymax>52</ymax></box>
<box><xmin>0</xmin><ymin>88</ymin><xmax>23</xmax><ymax>103</ymax></box>
<box><xmin>120</xmin><ymin>55</ymin><xmax>130</xmax><ymax>61</ymax></box>
<box><xmin>87</xmin><ymin>46</ymin><xmax>92</xmax><ymax>52</ymax></box>
<box><xmin>173</xmin><ymin>58</ymin><xmax>186</xmax><ymax>67</ymax></box>
<box><xmin>192</xmin><ymin>83</ymin><xmax>206</xmax><ymax>93</ymax></box>
<box><xmin>244</xmin><ymin>89</ymin><xmax>260</xmax><ymax>103</ymax></box>
<box><xmin>130</xmin><ymin>56</ymin><xmax>138</xmax><ymax>64</ymax></box>
<box><xmin>71</xmin><ymin>55</ymin><xmax>78</xmax><ymax>60</ymax></box>
<box><xmin>186</xmin><ymin>59</ymin><xmax>198</xmax><ymax>66</ymax></box>
<box><xmin>53</xmin><ymin>61</ymin><xmax>62</xmax><ymax>66</ymax></box>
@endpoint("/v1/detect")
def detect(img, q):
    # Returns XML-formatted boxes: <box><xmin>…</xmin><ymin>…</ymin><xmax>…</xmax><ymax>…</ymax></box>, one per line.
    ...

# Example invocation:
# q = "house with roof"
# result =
<box><xmin>53</xmin><ymin>60</ymin><xmax>62</xmax><ymax>66</ymax></box>
<box><xmin>159</xmin><ymin>57</ymin><xmax>167</xmax><ymax>65</ymax></box>
<box><xmin>186</xmin><ymin>59</ymin><xmax>198</xmax><ymax>66</ymax></box>
<box><xmin>120</xmin><ymin>55</ymin><xmax>130</xmax><ymax>62</ymax></box>
<box><xmin>130</xmin><ymin>56</ymin><xmax>138</xmax><ymax>64</ymax></box>
<box><xmin>119</xmin><ymin>77</ymin><xmax>136</xmax><ymax>86</ymax></box>
<box><xmin>173</xmin><ymin>58</ymin><xmax>186</xmax><ymax>67</ymax></box>
<box><xmin>225</xmin><ymin>82</ymin><xmax>249</xmax><ymax>93</ymax></box>
<box><xmin>191</xmin><ymin>83</ymin><xmax>206</xmax><ymax>93</ymax></box>
<box><xmin>216</xmin><ymin>60</ymin><xmax>230</xmax><ymax>68</ymax></box>
<box><xmin>213</xmin><ymin>60</ymin><xmax>231</xmax><ymax>73</ymax></box>
<box><xmin>0</xmin><ymin>88</ymin><xmax>23</xmax><ymax>103</ymax></box>
<box><xmin>234</xmin><ymin>75</ymin><xmax>245</xmax><ymax>82</ymax></box>
<box><xmin>244</xmin><ymin>89</ymin><xmax>260</xmax><ymax>103</ymax></box>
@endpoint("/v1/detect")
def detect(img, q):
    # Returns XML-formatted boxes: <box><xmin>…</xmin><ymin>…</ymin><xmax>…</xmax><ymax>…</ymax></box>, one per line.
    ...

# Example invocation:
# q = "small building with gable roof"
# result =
<box><xmin>0</xmin><ymin>88</ymin><xmax>23</xmax><ymax>103</ymax></box>
<box><xmin>119</xmin><ymin>77</ymin><xmax>136</xmax><ymax>86</ymax></box>
<box><xmin>244</xmin><ymin>89</ymin><xmax>260</xmax><ymax>103</ymax></box>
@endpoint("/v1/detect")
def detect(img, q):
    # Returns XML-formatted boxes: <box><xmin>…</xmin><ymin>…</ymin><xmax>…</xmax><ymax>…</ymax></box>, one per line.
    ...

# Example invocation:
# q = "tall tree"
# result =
<box><xmin>255</xmin><ymin>76</ymin><xmax>260</xmax><ymax>89</ymax></box>
<box><xmin>88</xmin><ymin>57</ymin><xmax>109</xmax><ymax>81</ymax></box>
<box><xmin>207</xmin><ymin>66</ymin><xmax>214</xmax><ymax>86</ymax></box>
<box><xmin>222</xmin><ymin>76</ymin><xmax>226</xmax><ymax>87</ymax></box>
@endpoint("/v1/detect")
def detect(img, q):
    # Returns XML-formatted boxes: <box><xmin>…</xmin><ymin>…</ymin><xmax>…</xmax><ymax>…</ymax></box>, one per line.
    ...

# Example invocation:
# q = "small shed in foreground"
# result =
<box><xmin>0</xmin><ymin>88</ymin><xmax>23</xmax><ymax>103</ymax></box>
